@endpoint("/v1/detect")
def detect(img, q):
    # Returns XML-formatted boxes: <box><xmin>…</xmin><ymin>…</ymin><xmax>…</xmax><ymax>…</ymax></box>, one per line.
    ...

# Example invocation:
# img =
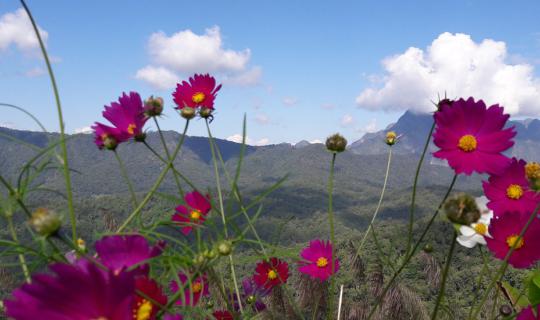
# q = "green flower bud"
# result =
<box><xmin>192</xmin><ymin>254</ymin><xmax>206</xmax><ymax>266</ymax></box>
<box><xmin>134</xmin><ymin>132</ymin><xmax>146</xmax><ymax>142</ymax></box>
<box><xmin>180</xmin><ymin>107</ymin><xmax>196</xmax><ymax>119</ymax></box>
<box><xmin>423</xmin><ymin>244</ymin><xmax>433</xmax><ymax>253</ymax></box>
<box><xmin>217</xmin><ymin>240</ymin><xmax>233</xmax><ymax>256</ymax></box>
<box><xmin>144</xmin><ymin>96</ymin><xmax>164</xmax><ymax>117</ymax></box>
<box><xmin>325</xmin><ymin>133</ymin><xmax>347</xmax><ymax>153</ymax></box>
<box><xmin>103</xmin><ymin>135</ymin><xmax>118</xmax><ymax>150</ymax></box>
<box><xmin>443</xmin><ymin>193</ymin><xmax>481</xmax><ymax>225</ymax></box>
<box><xmin>29</xmin><ymin>208</ymin><xmax>61</xmax><ymax>237</ymax></box>
<box><xmin>246</xmin><ymin>295</ymin><xmax>256</xmax><ymax>304</ymax></box>
<box><xmin>199</xmin><ymin>107</ymin><xmax>213</xmax><ymax>119</ymax></box>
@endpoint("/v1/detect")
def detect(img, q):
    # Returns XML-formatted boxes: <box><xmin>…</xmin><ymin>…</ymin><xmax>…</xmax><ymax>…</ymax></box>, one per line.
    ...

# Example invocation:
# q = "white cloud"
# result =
<box><xmin>226</xmin><ymin>134</ymin><xmax>270</xmax><ymax>146</ymax></box>
<box><xmin>136</xmin><ymin>26</ymin><xmax>261</xmax><ymax>88</ymax></box>
<box><xmin>340</xmin><ymin>114</ymin><xmax>354</xmax><ymax>126</ymax></box>
<box><xmin>135</xmin><ymin>66</ymin><xmax>180</xmax><ymax>90</ymax></box>
<box><xmin>254</xmin><ymin>113</ymin><xmax>270</xmax><ymax>125</ymax></box>
<box><xmin>356</xmin><ymin>119</ymin><xmax>377</xmax><ymax>134</ymax></box>
<box><xmin>24</xmin><ymin>67</ymin><xmax>45</xmax><ymax>77</ymax></box>
<box><xmin>0</xmin><ymin>8</ymin><xmax>48</xmax><ymax>54</ymax></box>
<box><xmin>282</xmin><ymin>96</ymin><xmax>298</xmax><ymax>106</ymax></box>
<box><xmin>356</xmin><ymin>32</ymin><xmax>540</xmax><ymax>116</ymax></box>
<box><xmin>0</xmin><ymin>122</ymin><xmax>16</xmax><ymax>129</ymax></box>
<box><xmin>310</xmin><ymin>139</ymin><xmax>323</xmax><ymax>144</ymax></box>
<box><xmin>74</xmin><ymin>126</ymin><xmax>92</xmax><ymax>134</ymax></box>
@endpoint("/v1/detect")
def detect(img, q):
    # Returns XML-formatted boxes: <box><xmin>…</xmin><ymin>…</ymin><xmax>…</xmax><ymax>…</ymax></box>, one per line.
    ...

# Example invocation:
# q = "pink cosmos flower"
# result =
<box><xmin>517</xmin><ymin>306</ymin><xmax>540</xmax><ymax>319</ymax></box>
<box><xmin>172</xmin><ymin>74</ymin><xmax>222</xmax><ymax>110</ymax></box>
<box><xmin>433</xmin><ymin>97</ymin><xmax>515</xmax><ymax>175</ymax></box>
<box><xmin>298</xmin><ymin>239</ymin><xmax>340</xmax><ymax>281</ymax></box>
<box><xmin>4</xmin><ymin>262</ymin><xmax>135</xmax><ymax>320</ymax></box>
<box><xmin>132</xmin><ymin>277</ymin><xmax>167</xmax><ymax>320</ymax></box>
<box><xmin>253</xmin><ymin>257</ymin><xmax>289</xmax><ymax>290</ymax></box>
<box><xmin>485</xmin><ymin>212</ymin><xmax>540</xmax><ymax>268</ymax></box>
<box><xmin>483</xmin><ymin>158</ymin><xmax>540</xmax><ymax>217</ymax></box>
<box><xmin>95</xmin><ymin>234</ymin><xmax>165</xmax><ymax>275</ymax></box>
<box><xmin>212</xmin><ymin>310</ymin><xmax>234</xmax><ymax>320</ymax></box>
<box><xmin>170</xmin><ymin>273</ymin><xmax>209</xmax><ymax>306</ymax></box>
<box><xmin>91</xmin><ymin>122</ymin><xmax>128</xmax><ymax>150</ymax></box>
<box><xmin>172</xmin><ymin>191</ymin><xmax>212</xmax><ymax>235</ymax></box>
<box><xmin>102</xmin><ymin>92</ymin><xmax>148</xmax><ymax>139</ymax></box>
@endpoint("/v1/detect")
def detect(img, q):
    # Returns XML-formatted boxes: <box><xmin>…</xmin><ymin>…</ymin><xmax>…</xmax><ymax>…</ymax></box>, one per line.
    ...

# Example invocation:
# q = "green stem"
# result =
<box><xmin>406</xmin><ymin>121</ymin><xmax>436</xmax><ymax>255</ymax></box>
<box><xmin>469</xmin><ymin>204</ymin><xmax>540</xmax><ymax>319</ymax></box>
<box><xmin>356</xmin><ymin>147</ymin><xmax>392</xmax><ymax>256</ymax></box>
<box><xmin>20</xmin><ymin>0</ymin><xmax>77</xmax><ymax>243</ymax></box>
<box><xmin>153</xmin><ymin>117</ymin><xmax>184</xmax><ymax>198</ymax></box>
<box><xmin>7</xmin><ymin>216</ymin><xmax>31</xmax><ymax>283</ymax></box>
<box><xmin>117</xmin><ymin>120</ymin><xmax>190</xmax><ymax>232</ymax></box>
<box><xmin>205</xmin><ymin>119</ymin><xmax>243</xmax><ymax>314</ymax></box>
<box><xmin>367</xmin><ymin>174</ymin><xmax>457</xmax><ymax>320</ymax></box>
<box><xmin>431</xmin><ymin>231</ymin><xmax>457</xmax><ymax>319</ymax></box>
<box><xmin>114</xmin><ymin>151</ymin><xmax>138</xmax><ymax>208</ymax></box>
<box><xmin>327</xmin><ymin>152</ymin><xmax>337</xmax><ymax>320</ymax></box>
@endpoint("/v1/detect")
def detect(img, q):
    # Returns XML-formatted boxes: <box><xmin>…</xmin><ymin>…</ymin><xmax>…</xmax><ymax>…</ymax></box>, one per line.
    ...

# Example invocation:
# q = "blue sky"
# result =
<box><xmin>1</xmin><ymin>1</ymin><xmax>540</xmax><ymax>145</ymax></box>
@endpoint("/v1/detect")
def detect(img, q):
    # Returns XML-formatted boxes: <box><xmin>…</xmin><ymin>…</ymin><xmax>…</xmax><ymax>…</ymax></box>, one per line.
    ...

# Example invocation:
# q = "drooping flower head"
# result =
<box><xmin>298</xmin><ymin>239</ymin><xmax>340</xmax><ymax>281</ymax></box>
<box><xmin>95</xmin><ymin>234</ymin><xmax>165</xmax><ymax>275</ymax></box>
<box><xmin>4</xmin><ymin>262</ymin><xmax>135</xmax><ymax>320</ymax></box>
<box><xmin>517</xmin><ymin>305</ymin><xmax>540</xmax><ymax>319</ymax></box>
<box><xmin>131</xmin><ymin>277</ymin><xmax>167</xmax><ymax>320</ymax></box>
<box><xmin>457</xmin><ymin>196</ymin><xmax>493</xmax><ymax>248</ymax></box>
<box><xmin>170</xmin><ymin>272</ymin><xmax>209</xmax><ymax>306</ymax></box>
<box><xmin>173</xmin><ymin>74</ymin><xmax>221</xmax><ymax>110</ymax></box>
<box><xmin>485</xmin><ymin>211</ymin><xmax>540</xmax><ymax>268</ymax></box>
<box><xmin>483</xmin><ymin>158</ymin><xmax>540</xmax><ymax>217</ymax></box>
<box><xmin>102</xmin><ymin>92</ymin><xmax>149</xmax><ymax>140</ymax></box>
<box><xmin>433</xmin><ymin>97</ymin><xmax>515</xmax><ymax>175</ymax></box>
<box><xmin>172</xmin><ymin>191</ymin><xmax>212</xmax><ymax>235</ymax></box>
<box><xmin>253</xmin><ymin>257</ymin><xmax>289</xmax><ymax>290</ymax></box>
<box><xmin>91</xmin><ymin>122</ymin><xmax>127</xmax><ymax>150</ymax></box>
<box><xmin>212</xmin><ymin>310</ymin><xmax>234</xmax><ymax>320</ymax></box>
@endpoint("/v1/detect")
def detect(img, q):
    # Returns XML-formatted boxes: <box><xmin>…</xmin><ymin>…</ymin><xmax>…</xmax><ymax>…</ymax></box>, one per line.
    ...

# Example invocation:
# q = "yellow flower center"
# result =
<box><xmin>316</xmin><ymin>257</ymin><xmax>329</xmax><ymax>268</ymax></box>
<box><xmin>134</xmin><ymin>299</ymin><xmax>153</xmax><ymax>320</ymax></box>
<box><xmin>267</xmin><ymin>269</ymin><xmax>278</xmax><ymax>280</ymax></box>
<box><xmin>127</xmin><ymin>123</ymin><xmax>137</xmax><ymax>135</ymax></box>
<box><xmin>474</xmin><ymin>223</ymin><xmax>487</xmax><ymax>235</ymax></box>
<box><xmin>190</xmin><ymin>210</ymin><xmax>201</xmax><ymax>220</ymax></box>
<box><xmin>506</xmin><ymin>235</ymin><xmax>525</xmax><ymax>249</ymax></box>
<box><xmin>192</xmin><ymin>281</ymin><xmax>202</xmax><ymax>293</ymax></box>
<box><xmin>506</xmin><ymin>184</ymin><xmax>523</xmax><ymax>200</ymax></box>
<box><xmin>458</xmin><ymin>134</ymin><xmax>477</xmax><ymax>152</ymax></box>
<box><xmin>192</xmin><ymin>92</ymin><xmax>206</xmax><ymax>104</ymax></box>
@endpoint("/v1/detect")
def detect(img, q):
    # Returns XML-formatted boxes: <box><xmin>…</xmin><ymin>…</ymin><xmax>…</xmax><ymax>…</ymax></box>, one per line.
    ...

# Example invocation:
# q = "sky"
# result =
<box><xmin>1</xmin><ymin>1</ymin><xmax>540</xmax><ymax>145</ymax></box>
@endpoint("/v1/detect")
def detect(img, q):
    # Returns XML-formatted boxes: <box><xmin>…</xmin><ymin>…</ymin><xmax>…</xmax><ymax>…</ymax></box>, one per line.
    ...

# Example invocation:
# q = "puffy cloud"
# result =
<box><xmin>356</xmin><ymin>119</ymin><xmax>377</xmax><ymax>134</ymax></box>
<box><xmin>254</xmin><ymin>113</ymin><xmax>270</xmax><ymax>125</ymax></box>
<box><xmin>135</xmin><ymin>66</ymin><xmax>180</xmax><ymax>90</ymax></box>
<box><xmin>282</xmin><ymin>96</ymin><xmax>298</xmax><ymax>106</ymax></box>
<box><xmin>226</xmin><ymin>134</ymin><xmax>270</xmax><ymax>146</ymax></box>
<box><xmin>0</xmin><ymin>122</ymin><xmax>16</xmax><ymax>129</ymax></box>
<box><xmin>74</xmin><ymin>126</ymin><xmax>92</xmax><ymax>134</ymax></box>
<box><xmin>356</xmin><ymin>32</ymin><xmax>540</xmax><ymax>116</ymax></box>
<box><xmin>310</xmin><ymin>139</ymin><xmax>323</xmax><ymax>144</ymax></box>
<box><xmin>340</xmin><ymin>114</ymin><xmax>354</xmax><ymax>126</ymax></box>
<box><xmin>137</xmin><ymin>26</ymin><xmax>261</xmax><ymax>89</ymax></box>
<box><xmin>0</xmin><ymin>8</ymin><xmax>48</xmax><ymax>53</ymax></box>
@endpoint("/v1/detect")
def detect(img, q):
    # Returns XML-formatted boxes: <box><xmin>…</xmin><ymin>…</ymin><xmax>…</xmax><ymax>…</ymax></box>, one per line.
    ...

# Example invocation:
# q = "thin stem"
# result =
<box><xmin>7</xmin><ymin>216</ymin><xmax>31</xmax><ymax>283</ymax></box>
<box><xmin>205</xmin><ymin>119</ymin><xmax>243</xmax><ymax>313</ymax></box>
<box><xmin>356</xmin><ymin>147</ymin><xmax>392</xmax><ymax>256</ymax></box>
<box><xmin>367</xmin><ymin>174</ymin><xmax>457</xmax><ymax>320</ymax></box>
<box><xmin>114</xmin><ymin>151</ymin><xmax>138</xmax><ymax>208</ymax></box>
<box><xmin>153</xmin><ymin>117</ymin><xmax>184</xmax><ymax>198</ymax></box>
<box><xmin>327</xmin><ymin>152</ymin><xmax>337</xmax><ymax>320</ymax></box>
<box><xmin>117</xmin><ymin>120</ymin><xmax>190</xmax><ymax>232</ymax></box>
<box><xmin>431</xmin><ymin>231</ymin><xmax>457</xmax><ymax>319</ymax></box>
<box><xmin>20</xmin><ymin>0</ymin><xmax>77</xmax><ymax>243</ymax></box>
<box><xmin>406</xmin><ymin>121</ymin><xmax>436</xmax><ymax>254</ymax></box>
<box><xmin>337</xmin><ymin>284</ymin><xmax>344</xmax><ymax>320</ymax></box>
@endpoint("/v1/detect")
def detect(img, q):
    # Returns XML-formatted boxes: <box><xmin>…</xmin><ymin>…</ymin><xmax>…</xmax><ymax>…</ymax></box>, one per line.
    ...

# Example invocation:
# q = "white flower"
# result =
<box><xmin>457</xmin><ymin>196</ymin><xmax>493</xmax><ymax>248</ymax></box>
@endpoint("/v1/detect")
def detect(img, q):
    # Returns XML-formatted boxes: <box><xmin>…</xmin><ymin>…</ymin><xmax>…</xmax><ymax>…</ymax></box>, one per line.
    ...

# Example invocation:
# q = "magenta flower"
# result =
<box><xmin>517</xmin><ymin>306</ymin><xmax>540</xmax><ymax>319</ymax></box>
<box><xmin>485</xmin><ymin>212</ymin><xmax>540</xmax><ymax>268</ymax></box>
<box><xmin>433</xmin><ymin>97</ymin><xmax>515</xmax><ymax>175</ymax></box>
<box><xmin>298</xmin><ymin>239</ymin><xmax>340</xmax><ymax>281</ymax></box>
<box><xmin>172</xmin><ymin>74</ymin><xmax>222</xmax><ymax>110</ymax></box>
<box><xmin>91</xmin><ymin>122</ymin><xmax>128</xmax><ymax>150</ymax></box>
<box><xmin>212</xmin><ymin>310</ymin><xmax>234</xmax><ymax>320</ymax></box>
<box><xmin>170</xmin><ymin>272</ymin><xmax>209</xmax><ymax>306</ymax></box>
<box><xmin>4</xmin><ymin>262</ymin><xmax>135</xmax><ymax>320</ymax></box>
<box><xmin>172</xmin><ymin>190</ymin><xmax>212</xmax><ymax>235</ymax></box>
<box><xmin>102</xmin><ymin>91</ymin><xmax>148</xmax><ymax>139</ymax></box>
<box><xmin>483</xmin><ymin>158</ymin><xmax>540</xmax><ymax>217</ymax></box>
<box><xmin>132</xmin><ymin>277</ymin><xmax>167</xmax><ymax>320</ymax></box>
<box><xmin>253</xmin><ymin>257</ymin><xmax>289</xmax><ymax>290</ymax></box>
<box><xmin>95</xmin><ymin>234</ymin><xmax>165</xmax><ymax>275</ymax></box>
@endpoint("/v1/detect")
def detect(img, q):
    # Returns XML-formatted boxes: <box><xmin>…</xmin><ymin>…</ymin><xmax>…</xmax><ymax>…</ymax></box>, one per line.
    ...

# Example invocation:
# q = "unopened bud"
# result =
<box><xmin>443</xmin><ymin>193</ymin><xmax>481</xmax><ymax>225</ymax></box>
<box><xmin>203</xmin><ymin>249</ymin><xmax>218</xmax><ymax>260</ymax></box>
<box><xmin>385</xmin><ymin>131</ymin><xmax>398</xmax><ymax>146</ymax></box>
<box><xmin>437</xmin><ymin>98</ymin><xmax>454</xmax><ymax>111</ymax></box>
<box><xmin>180</xmin><ymin>107</ymin><xmax>196</xmax><ymax>119</ymax></box>
<box><xmin>217</xmin><ymin>240</ymin><xmax>233</xmax><ymax>256</ymax></box>
<box><xmin>199</xmin><ymin>107</ymin><xmax>213</xmax><ymax>119</ymax></box>
<box><xmin>103</xmin><ymin>135</ymin><xmax>118</xmax><ymax>151</ymax></box>
<box><xmin>29</xmin><ymin>208</ymin><xmax>61</xmax><ymax>237</ymax></box>
<box><xmin>193</xmin><ymin>254</ymin><xmax>206</xmax><ymax>266</ymax></box>
<box><xmin>526</xmin><ymin>162</ymin><xmax>540</xmax><ymax>180</ymax></box>
<box><xmin>134</xmin><ymin>132</ymin><xmax>146</xmax><ymax>142</ymax></box>
<box><xmin>77</xmin><ymin>238</ymin><xmax>86</xmax><ymax>251</ymax></box>
<box><xmin>325</xmin><ymin>133</ymin><xmax>347</xmax><ymax>153</ymax></box>
<box><xmin>423</xmin><ymin>244</ymin><xmax>434</xmax><ymax>253</ymax></box>
<box><xmin>206</xmin><ymin>301</ymin><xmax>214</xmax><ymax>309</ymax></box>
<box><xmin>144</xmin><ymin>96</ymin><xmax>164</xmax><ymax>117</ymax></box>
<box><xmin>499</xmin><ymin>305</ymin><xmax>513</xmax><ymax>316</ymax></box>
<box><xmin>246</xmin><ymin>295</ymin><xmax>256</xmax><ymax>304</ymax></box>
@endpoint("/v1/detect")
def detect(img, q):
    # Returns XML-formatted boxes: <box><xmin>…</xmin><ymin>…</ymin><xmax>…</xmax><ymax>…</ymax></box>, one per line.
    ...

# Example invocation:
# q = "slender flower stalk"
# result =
<box><xmin>356</xmin><ymin>147</ymin><xmax>392</xmax><ymax>255</ymax></box>
<box><xmin>431</xmin><ymin>232</ymin><xmax>457</xmax><ymax>319</ymax></box>
<box><xmin>113</xmin><ymin>151</ymin><xmax>138</xmax><ymax>208</ymax></box>
<box><xmin>327</xmin><ymin>152</ymin><xmax>337</xmax><ymax>320</ymax></box>
<box><xmin>20</xmin><ymin>0</ymin><xmax>77</xmax><ymax>243</ymax></box>
<box><xmin>117</xmin><ymin>120</ymin><xmax>190</xmax><ymax>232</ymax></box>
<box><xmin>153</xmin><ymin>117</ymin><xmax>184</xmax><ymax>198</ymax></box>
<box><xmin>205</xmin><ymin>119</ymin><xmax>243</xmax><ymax>313</ymax></box>
<box><xmin>7</xmin><ymin>216</ymin><xmax>30</xmax><ymax>283</ymax></box>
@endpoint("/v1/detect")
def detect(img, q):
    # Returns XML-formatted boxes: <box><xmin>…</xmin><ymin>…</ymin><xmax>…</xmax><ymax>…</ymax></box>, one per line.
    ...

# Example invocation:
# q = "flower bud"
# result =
<box><xmin>526</xmin><ymin>162</ymin><xmax>540</xmax><ymax>180</ymax></box>
<box><xmin>423</xmin><ymin>244</ymin><xmax>434</xmax><ymax>253</ymax></box>
<box><xmin>29</xmin><ymin>208</ymin><xmax>61</xmax><ymax>237</ymax></box>
<box><xmin>180</xmin><ymin>107</ymin><xmax>196</xmax><ymax>120</ymax></box>
<box><xmin>499</xmin><ymin>305</ymin><xmax>513</xmax><ymax>316</ymax></box>
<box><xmin>134</xmin><ymin>132</ymin><xmax>146</xmax><ymax>142</ymax></box>
<box><xmin>144</xmin><ymin>96</ymin><xmax>164</xmax><ymax>117</ymax></box>
<box><xmin>246</xmin><ymin>295</ymin><xmax>256</xmax><ymax>304</ymax></box>
<box><xmin>77</xmin><ymin>238</ymin><xmax>86</xmax><ymax>251</ymax></box>
<box><xmin>192</xmin><ymin>254</ymin><xmax>206</xmax><ymax>266</ymax></box>
<box><xmin>443</xmin><ymin>193</ymin><xmax>481</xmax><ymax>225</ymax></box>
<box><xmin>385</xmin><ymin>131</ymin><xmax>398</xmax><ymax>146</ymax></box>
<box><xmin>325</xmin><ymin>133</ymin><xmax>347</xmax><ymax>153</ymax></box>
<box><xmin>206</xmin><ymin>301</ymin><xmax>214</xmax><ymax>309</ymax></box>
<box><xmin>199</xmin><ymin>107</ymin><xmax>213</xmax><ymax>119</ymax></box>
<box><xmin>217</xmin><ymin>240</ymin><xmax>233</xmax><ymax>256</ymax></box>
<box><xmin>437</xmin><ymin>98</ymin><xmax>454</xmax><ymax>111</ymax></box>
<box><xmin>103</xmin><ymin>135</ymin><xmax>118</xmax><ymax>151</ymax></box>
<box><xmin>203</xmin><ymin>249</ymin><xmax>218</xmax><ymax>260</ymax></box>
